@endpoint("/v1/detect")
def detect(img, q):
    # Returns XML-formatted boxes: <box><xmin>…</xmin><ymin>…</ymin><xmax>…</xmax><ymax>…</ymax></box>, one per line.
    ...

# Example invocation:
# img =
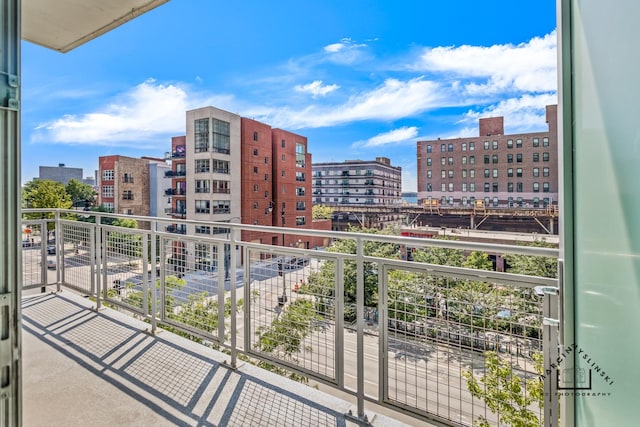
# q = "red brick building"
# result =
<box><xmin>417</xmin><ymin>105</ymin><xmax>558</xmax><ymax>208</ymax></box>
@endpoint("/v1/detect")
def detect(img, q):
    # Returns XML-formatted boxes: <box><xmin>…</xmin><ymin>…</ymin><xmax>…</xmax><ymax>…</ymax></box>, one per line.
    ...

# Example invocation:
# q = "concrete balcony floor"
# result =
<box><xmin>22</xmin><ymin>290</ymin><xmax>417</xmax><ymax>427</ymax></box>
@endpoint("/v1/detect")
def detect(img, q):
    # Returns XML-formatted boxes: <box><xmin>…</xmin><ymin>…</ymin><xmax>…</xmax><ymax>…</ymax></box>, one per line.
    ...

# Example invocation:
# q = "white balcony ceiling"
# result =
<box><xmin>22</xmin><ymin>0</ymin><xmax>170</xmax><ymax>53</ymax></box>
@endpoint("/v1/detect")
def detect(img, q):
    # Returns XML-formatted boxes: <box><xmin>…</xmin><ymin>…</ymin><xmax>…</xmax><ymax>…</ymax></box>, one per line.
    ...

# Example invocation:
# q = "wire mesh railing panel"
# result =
<box><xmin>247</xmin><ymin>248</ymin><xmax>337</xmax><ymax>383</ymax></box>
<box><xmin>159</xmin><ymin>237</ymin><xmax>224</xmax><ymax>342</ymax></box>
<box><xmin>59</xmin><ymin>222</ymin><xmax>95</xmax><ymax>295</ymax></box>
<box><xmin>383</xmin><ymin>267</ymin><xmax>544</xmax><ymax>426</ymax></box>
<box><xmin>21</xmin><ymin>222</ymin><xmax>46</xmax><ymax>289</ymax></box>
<box><xmin>101</xmin><ymin>227</ymin><xmax>147</xmax><ymax>313</ymax></box>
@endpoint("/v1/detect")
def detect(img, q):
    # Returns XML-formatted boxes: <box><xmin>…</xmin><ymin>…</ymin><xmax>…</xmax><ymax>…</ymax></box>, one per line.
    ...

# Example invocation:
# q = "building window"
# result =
<box><xmin>448</xmin><ymin>183</ymin><xmax>454</xmax><ymax>192</ymax></box>
<box><xmin>484</xmin><ymin>141</ymin><xmax>490</xmax><ymax>150</ymax></box>
<box><xmin>484</xmin><ymin>183</ymin><xmax>490</xmax><ymax>192</ymax></box>
<box><xmin>265</xmin><ymin>157</ymin><xmax>269</xmax><ymax>164</ymax></box>
<box><xmin>507</xmin><ymin>168</ymin><xmax>513</xmax><ymax>177</ymax></box>
<box><xmin>441</xmin><ymin>144</ymin><xmax>446</xmax><ymax>152</ymax></box>
<box><xmin>543</xmin><ymin>137</ymin><xmax>549</xmax><ymax>147</ymax></box>
<box><xmin>517</xmin><ymin>168</ymin><xmax>523</xmax><ymax>177</ymax></box>
<box><xmin>543</xmin><ymin>152</ymin><xmax>550</xmax><ymax>161</ymax></box>
<box><xmin>296</xmin><ymin>216</ymin><xmax>306</xmax><ymax>226</ymax></box>
<box><xmin>484</xmin><ymin>169</ymin><xmax>490</xmax><ymax>178</ymax></box>
<box><xmin>253</xmin><ymin>166</ymin><xmax>258</xmax><ymax>174</ymax></box>
<box><xmin>533</xmin><ymin>182</ymin><xmax>540</xmax><ymax>192</ymax></box>
<box><xmin>253</xmin><ymin>131</ymin><xmax>258</xmax><ymax>141</ymax></box>
<box><xmin>253</xmin><ymin>148</ymin><xmax>258</xmax><ymax>156</ymax></box>
<box><xmin>296</xmin><ymin>171</ymin><xmax>305</xmax><ymax>182</ymax></box>
<box><xmin>462</xmin><ymin>143</ymin><xmax>467</xmax><ymax>151</ymax></box>
<box><xmin>212</xmin><ymin>200</ymin><xmax>230</xmax><ymax>214</ymax></box>
<box><xmin>440</xmin><ymin>157</ymin><xmax>445</xmax><ymax>166</ymax></box>
<box><xmin>195</xmin><ymin>200</ymin><xmax>210</xmax><ymax>214</ymax></box>
<box><xmin>484</xmin><ymin>155</ymin><xmax>490</xmax><ymax>164</ymax></box>
<box><xmin>507</xmin><ymin>154</ymin><xmax>513</xmax><ymax>163</ymax></box>
<box><xmin>462</xmin><ymin>156</ymin><xmax>467</xmax><ymax>165</ymax></box>
<box><xmin>195</xmin><ymin>118</ymin><xmax>209</xmax><ymax>152</ymax></box>
<box><xmin>448</xmin><ymin>170</ymin><xmax>454</xmax><ymax>178</ymax></box>
<box><xmin>195</xmin><ymin>179</ymin><xmax>210</xmax><ymax>193</ymax></box>
<box><xmin>533</xmin><ymin>137</ymin><xmax>539</xmax><ymax>147</ymax></box>
<box><xmin>469</xmin><ymin>142</ymin><xmax>475</xmax><ymax>151</ymax></box>
<box><xmin>102</xmin><ymin>170</ymin><xmax>114</xmax><ymax>181</ymax></box>
<box><xmin>281</xmin><ymin>139</ymin><xmax>285</xmax><ymax>148</ymax></box>
<box><xmin>517</xmin><ymin>153</ymin><xmax>523</xmax><ymax>163</ymax></box>
<box><xmin>493</xmin><ymin>140</ymin><xmax>498</xmax><ymax>149</ymax></box>
<box><xmin>441</xmin><ymin>170</ymin><xmax>446</xmax><ymax>179</ymax></box>
<box><xmin>448</xmin><ymin>143</ymin><xmax>453</xmax><ymax>152</ymax></box>
<box><xmin>265</xmin><ymin>174</ymin><xmax>269</xmax><ymax>181</ymax></box>
<box><xmin>470</xmin><ymin>183</ymin><xmax>475</xmax><ymax>192</ymax></box>
<box><xmin>507</xmin><ymin>139</ymin><xmax>513</xmax><ymax>149</ymax></box>
<box><xmin>195</xmin><ymin>159</ymin><xmax>210</xmax><ymax>173</ymax></box>
<box><xmin>426</xmin><ymin>157</ymin><xmax>432</xmax><ymax>166</ymax></box>
<box><xmin>517</xmin><ymin>182</ymin><xmax>523</xmax><ymax>192</ymax></box>
<box><xmin>253</xmin><ymin>184</ymin><xmax>258</xmax><ymax>192</ymax></box>
<box><xmin>296</xmin><ymin>143</ymin><xmax>306</xmax><ymax>167</ymax></box>
<box><xmin>462</xmin><ymin>183</ymin><xmax>467</xmax><ymax>192</ymax></box>
<box><xmin>195</xmin><ymin>226</ymin><xmax>211</xmax><ymax>235</ymax></box>
<box><xmin>516</xmin><ymin>139</ymin><xmax>523</xmax><ymax>148</ymax></box>
<box><xmin>462</xmin><ymin>169</ymin><xmax>467</xmax><ymax>178</ymax></box>
<box><xmin>508</xmin><ymin>182</ymin><xmax>514</xmax><ymax>192</ymax></box>
<box><xmin>265</xmin><ymin>191</ymin><xmax>269</xmax><ymax>198</ymax></box>
<box><xmin>100</xmin><ymin>185</ymin><xmax>113</xmax><ymax>200</ymax></box>
<box><xmin>492</xmin><ymin>154</ymin><xmax>498</xmax><ymax>164</ymax></box>
<box><xmin>543</xmin><ymin>182</ymin><xmax>550</xmax><ymax>192</ymax></box>
<box><xmin>441</xmin><ymin>183</ymin><xmax>446</xmax><ymax>191</ymax></box>
<box><xmin>543</xmin><ymin>167</ymin><xmax>550</xmax><ymax>177</ymax></box>
<box><xmin>296</xmin><ymin>187</ymin><xmax>305</xmax><ymax>196</ymax></box>
<box><xmin>212</xmin><ymin>119</ymin><xmax>230</xmax><ymax>154</ymax></box>
<box><xmin>122</xmin><ymin>173</ymin><xmax>133</xmax><ymax>183</ymax></box>
<box><xmin>212</xmin><ymin>160</ymin><xmax>230</xmax><ymax>174</ymax></box>
<box><xmin>296</xmin><ymin>201</ymin><xmax>306</xmax><ymax>211</ymax></box>
<box><xmin>492</xmin><ymin>169</ymin><xmax>498</xmax><ymax>178</ymax></box>
<box><xmin>492</xmin><ymin>183</ymin><xmax>498</xmax><ymax>192</ymax></box>
<box><xmin>212</xmin><ymin>180</ymin><xmax>230</xmax><ymax>194</ymax></box>
<box><xmin>448</xmin><ymin>157</ymin><xmax>453</xmax><ymax>165</ymax></box>
<box><xmin>469</xmin><ymin>155</ymin><xmax>475</xmax><ymax>165</ymax></box>
<box><xmin>470</xmin><ymin>169</ymin><xmax>475</xmax><ymax>178</ymax></box>
<box><xmin>533</xmin><ymin>152</ymin><xmax>540</xmax><ymax>162</ymax></box>
<box><xmin>533</xmin><ymin>168</ymin><xmax>540</xmax><ymax>177</ymax></box>
<box><xmin>427</xmin><ymin>183</ymin><xmax>432</xmax><ymax>192</ymax></box>
<box><xmin>426</xmin><ymin>144</ymin><xmax>432</xmax><ymax>153</ymax></box>
<box><xmin>427</xmin><ymin>170</ymin><xmax>432</xmax><ymax>179</ymax></box>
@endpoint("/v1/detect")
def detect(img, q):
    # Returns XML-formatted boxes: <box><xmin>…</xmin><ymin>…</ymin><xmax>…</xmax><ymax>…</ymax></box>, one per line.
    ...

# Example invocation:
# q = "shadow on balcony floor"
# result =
<box><xmin>22</xmin><ymin>291</ymin><xmax>409</xmax><ymax>427</ymax></box>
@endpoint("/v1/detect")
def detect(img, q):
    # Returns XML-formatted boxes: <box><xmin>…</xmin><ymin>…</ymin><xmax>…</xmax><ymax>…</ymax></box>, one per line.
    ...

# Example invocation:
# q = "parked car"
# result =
<box><xmin>46</xmin><ymin>259</ymin><xmax>56</xmax><ymax>269</ymax></box>
<box><xmin>47</xmin><ymin>245</ymin><xmax>56</xmax><ymax>254</ymax></box>
<box><xmin>22</xmin><ymin>240</ymin><xmax>31</xmax><ymax>247</ymax></box>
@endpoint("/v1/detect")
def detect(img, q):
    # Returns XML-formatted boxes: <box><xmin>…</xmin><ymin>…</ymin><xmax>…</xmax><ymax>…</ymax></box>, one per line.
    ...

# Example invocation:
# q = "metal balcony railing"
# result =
<box><xmin>21</xmin><ymin>208</ymin><xmax>561</xmax><ymax>427</ymax></box>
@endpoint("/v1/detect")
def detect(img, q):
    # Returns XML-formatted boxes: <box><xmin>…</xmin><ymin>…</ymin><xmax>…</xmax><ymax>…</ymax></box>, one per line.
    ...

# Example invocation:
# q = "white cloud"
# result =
<box><xmin>34</xmin><ymin>79</ymin><xmax>235</xmax><ymax>146</ymax></box>
<box><xmin>460</xmin><ymin>93</ymin><xmax>557</xmax><ymax>133</ymax></box>
<box><xmin>263</xmin><ymin>77</ymin><xmax>443</xmax><ymax>129</ymax></box>
<box><xmin>294</xmin><ymin>80</ymin><xmax>340</xmax><ymax>98</ymax></box>
<box><xmin>354</xmin><ymin>126</ymin><xmax>419</xmax><ymax>148</ymax></box>
<box><xmin>322</xmin><ymin>38</ymin><xmax>368</xmax><ymax>65</ymax></box>
<box><xmin>413</xmin><ymin>31</ymin><xmax>557</xmax><ymax>95</ymax></box>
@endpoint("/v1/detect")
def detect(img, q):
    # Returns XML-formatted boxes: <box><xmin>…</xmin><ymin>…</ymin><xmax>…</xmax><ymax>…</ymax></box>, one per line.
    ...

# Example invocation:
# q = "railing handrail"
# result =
<box><xmin>23</xmin><ymin>208</ymin><xmax>559</xmax><ymax>258</ymax></box>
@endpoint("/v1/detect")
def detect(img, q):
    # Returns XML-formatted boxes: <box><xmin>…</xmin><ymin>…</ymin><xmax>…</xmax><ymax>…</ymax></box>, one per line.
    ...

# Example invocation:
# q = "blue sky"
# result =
<box><xmin>22</xmin><ymin>0</ymin><xmax>557</xmax><ymax>191</ymax></box>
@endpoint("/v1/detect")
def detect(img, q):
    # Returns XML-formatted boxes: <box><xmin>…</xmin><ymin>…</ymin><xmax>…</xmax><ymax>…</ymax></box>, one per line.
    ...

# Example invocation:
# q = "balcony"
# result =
<box><xmin>21</xmin><ymin>209</ymin><xmax>560</xmax><ymax>427</ymax></box>
<box><xmin>165</xmin><ymin>188</ymin><xmax>186</xmax><ymax>196</ymax></box>
<box><xmin>165</xmin><ymin>170</ymin><xmax>187</xmax><ymax>178</ymax></box>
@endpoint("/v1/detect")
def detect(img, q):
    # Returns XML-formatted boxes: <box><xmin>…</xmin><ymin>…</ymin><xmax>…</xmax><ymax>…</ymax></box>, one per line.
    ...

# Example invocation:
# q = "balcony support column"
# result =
<box><xmin>0</xmin><ymin>0</ymin><xmax>21</xmax><ymax>424</ymax></box>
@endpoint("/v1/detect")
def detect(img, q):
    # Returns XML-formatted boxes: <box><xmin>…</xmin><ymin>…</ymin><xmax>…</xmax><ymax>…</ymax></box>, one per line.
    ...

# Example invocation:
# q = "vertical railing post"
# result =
<box><xmin>543</xmin><ymin>283</ymin><xmax>560</xmax><ymax>427</ymax></box>
<box><xmin>89</xmin><ymin>220</ymin><xmax>96</xmax><ymax>301</ymax></box>
<box><xmin>39</xmin><ymin>218</ymin><xmax>47</xmax><ymax>293</ymax></box>
<box><xmin>229</xmin><ymin>227</ymin><xmax>238</xmax><ymax>367</ymax></box>
<box><xmin>150</xmin><ymin>222</ymin><xmax>157</xmax><ymax>334</ymax></box>
<box><xmin>54</xmin><ymin>211</ymin><xmax>61</xmax><ymax>292</ymax></box>
<box><xmin>142</xmin><ymin>230</ymin><xmax>149</xmax><ymax>322</ymax></box>
<box><xmin>335</xmin><ymin>255</ymin><xmax>344</xmax><ymax>389</ymax></box>
<box><xmin>217</xmin><ymin>239</ymin><xmax>225</xmax><ymax>351</ymax></box>
<box><xmin>355</xmin><ymin>237</ymin><xmax>366</xmax><ymax>419</ymax></box>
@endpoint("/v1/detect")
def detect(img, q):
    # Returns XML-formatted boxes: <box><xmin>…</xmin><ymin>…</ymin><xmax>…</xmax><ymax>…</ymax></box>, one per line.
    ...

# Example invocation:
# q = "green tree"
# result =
<box><xmin>65</xmin><ymin>179</ymin><xmax>96</xmax><ymax>208</ymax></box>
<box><xmin>312</xmin><ymin>204</ymin><xmax>334</xmax><ymax>220</ymax></box>
<box><xmin>412</xmin><ymin>238</ymin><xmax>464</xmax><ymax>267</ymax></box>
<box><xmin>22</xmin><ymin>179</ymin><xmax>73</xmax><ymax>235</ymax></box>
<box><xmin>463</xmin><ymin>251</ymin><xmax>494</xmax><ymax>270</ymax></box>
<box><xmin>464</xmin><ymin>351</ymin><xmax>544</xmax><ymax>427</ymax></box>
<box><xmin>505</xmin><ymin>240</ymin><xmax>558</xmax><ymax>278</ymax></box>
